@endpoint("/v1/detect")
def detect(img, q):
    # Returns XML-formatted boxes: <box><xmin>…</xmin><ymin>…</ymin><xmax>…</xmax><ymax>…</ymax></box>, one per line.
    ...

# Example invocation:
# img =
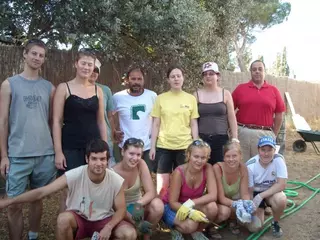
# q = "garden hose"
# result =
<box><xmin>246</xmin><ymin>173</ymin><xmax>320</xmax><ymax>240</ymax></box>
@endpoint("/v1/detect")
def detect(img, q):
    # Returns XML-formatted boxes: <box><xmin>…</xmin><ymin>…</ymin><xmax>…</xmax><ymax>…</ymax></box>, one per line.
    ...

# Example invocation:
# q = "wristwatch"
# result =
<box><xmin>231</xmin><ymin>138</ymin><xmax>240</xmax><ymax>143</ymax></box>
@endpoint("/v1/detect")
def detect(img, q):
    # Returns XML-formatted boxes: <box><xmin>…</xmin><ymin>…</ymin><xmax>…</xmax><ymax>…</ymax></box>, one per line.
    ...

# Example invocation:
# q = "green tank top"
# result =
<box><xmin>220</xmin><ymin>163</ymin><xmax>241</xmax><ymax>199</ymax></box>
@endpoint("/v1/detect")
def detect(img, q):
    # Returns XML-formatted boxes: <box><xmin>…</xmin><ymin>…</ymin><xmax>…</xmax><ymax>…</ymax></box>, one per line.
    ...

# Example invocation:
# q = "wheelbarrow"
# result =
<box><xmin>292</xmin><ymin>129</ymin><xmax>320</xmax><ymax>155</ymax></box>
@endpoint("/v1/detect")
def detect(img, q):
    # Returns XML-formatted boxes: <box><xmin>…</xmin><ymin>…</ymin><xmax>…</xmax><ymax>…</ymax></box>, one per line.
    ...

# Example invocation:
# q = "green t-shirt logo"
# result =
<box><xmin>131</xmin><ymin>104</ymin><xmax>146</xmax><ymax>120</ymax></box>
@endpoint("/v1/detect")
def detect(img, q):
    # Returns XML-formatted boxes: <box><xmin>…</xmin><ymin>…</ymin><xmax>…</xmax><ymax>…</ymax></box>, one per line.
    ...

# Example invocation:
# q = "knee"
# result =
<box><xmin>149</xmin><ymin>198</ymin><xmax>164</xmax><ymax>216</ymax></box>
<box><xmin>272</xmin><ymin>193</ymin><xmax>287</xmax><ymax>209</ymax></box>
<box><xmin>8</xmin><ymin>204</ymin><xmax>22</xmax><ymax>215</ymax></box>
<box><xmin>203</xmin><ymin>202</ymin><xmax>218</xmax><ymax>219</ymax></box>
<box><xmin>178</xmin><ymin>220</ymin><xmax>198</xmax><ymax>234</ymax></box>
<box><xmin>56</xmin><ymin>212</ymin><xmax>74</xmax><ymax>231</ymax></box>
<box><xmin>247</xmin><ymin>216</ymin><xmax>262</xmax><ymax>233</ymax></box>
<box><xmin>116</xmin><ymin>225</ymin><xmax>137</xmax><ymax>240</ymax></box>
<box><xmin>217</xmin><ymin>205</ymin><xmax>231</xmax><ymax>222</ymax></box>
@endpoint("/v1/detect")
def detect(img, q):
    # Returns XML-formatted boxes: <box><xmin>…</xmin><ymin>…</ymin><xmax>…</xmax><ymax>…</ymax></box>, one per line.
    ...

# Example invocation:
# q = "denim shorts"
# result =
<box><xmin>6</xmin><ymin>154</ymin><xmax>56</xmax><ymax>197</ymax></box>
<box><xmin>162</xmin><ymin>204</ymin><xmax>177</xmax><ymax>228</ymax></box>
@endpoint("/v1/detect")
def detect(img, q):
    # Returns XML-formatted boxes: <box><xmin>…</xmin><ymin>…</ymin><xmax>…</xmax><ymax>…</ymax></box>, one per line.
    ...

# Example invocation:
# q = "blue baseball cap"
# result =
<box><xmin>258</xmin><ymin>136</ymin><xmax>276</xmax><ymax>149</ymax></box>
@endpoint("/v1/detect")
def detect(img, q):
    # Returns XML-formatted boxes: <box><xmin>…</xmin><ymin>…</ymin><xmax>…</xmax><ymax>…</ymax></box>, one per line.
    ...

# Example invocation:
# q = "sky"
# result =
<box><xmin>251</xmin><ymin>0</ymin><xmax>320</xmax><ymax>82</ymax></box>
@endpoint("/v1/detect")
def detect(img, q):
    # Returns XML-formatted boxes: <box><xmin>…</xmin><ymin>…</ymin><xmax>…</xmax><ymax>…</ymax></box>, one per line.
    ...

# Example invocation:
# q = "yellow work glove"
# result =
<box><xmin>176</xmin><ymin>199</ymin><xmax>195</xmax><ymax>221</ymax></box>
<box><xmin>188</xmin><ymin>209</ymin><xmax>209</xmax><ymax>223</ymax></box>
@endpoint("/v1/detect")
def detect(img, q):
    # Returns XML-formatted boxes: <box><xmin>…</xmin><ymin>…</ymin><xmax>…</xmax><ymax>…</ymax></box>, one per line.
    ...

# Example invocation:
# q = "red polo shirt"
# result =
<box><xmin>232</xmin><ymin>80</ymin><xmax>285</xmax><ymax>127</ymax></box>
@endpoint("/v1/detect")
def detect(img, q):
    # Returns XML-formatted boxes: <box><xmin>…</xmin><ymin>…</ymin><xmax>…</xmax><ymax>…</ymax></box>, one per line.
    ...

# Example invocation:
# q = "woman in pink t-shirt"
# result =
<box><xmin>162</xmin><ymin>140</ymin><xmax>218</xmax><ymax>239</ymax></box>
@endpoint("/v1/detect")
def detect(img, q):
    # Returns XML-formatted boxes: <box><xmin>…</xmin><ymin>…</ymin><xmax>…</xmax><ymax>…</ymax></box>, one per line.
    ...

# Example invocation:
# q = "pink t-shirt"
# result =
<box><xmin>65</xmin><ymin>165</ymin><xmax>124</xmax><ymax>221</ymax></box>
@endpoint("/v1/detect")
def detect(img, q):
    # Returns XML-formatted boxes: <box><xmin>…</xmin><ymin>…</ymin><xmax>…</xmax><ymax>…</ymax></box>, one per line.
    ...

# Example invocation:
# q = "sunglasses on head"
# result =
<box><xmin>192</xmin><ymin>139</ymin><xmax>210</xmax><ymax>147</ymax></box>
<box><xmin>125</xmin><ymin>138</ymin><xmax>144</xmax><ymax>147</ymax></box>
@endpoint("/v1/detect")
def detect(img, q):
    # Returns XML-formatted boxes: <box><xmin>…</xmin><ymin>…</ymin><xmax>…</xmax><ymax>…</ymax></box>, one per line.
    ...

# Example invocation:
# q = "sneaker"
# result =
<box><xmin>271</xmin><ymin>221</ymin><xmax>283</xmax><ymax>238</ymax></box>
<box><xmin>170</xmin><ymin>229</ymin><xmax>184</xmax><ymax>240</ymax></box>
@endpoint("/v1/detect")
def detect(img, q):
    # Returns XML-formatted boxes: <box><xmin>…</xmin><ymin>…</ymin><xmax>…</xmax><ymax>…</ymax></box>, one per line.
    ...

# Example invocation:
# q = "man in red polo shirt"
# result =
<box><xmin>232</xmin><ymin>60</ymin><xmax>285</xmax><ymax>162</ymax></box>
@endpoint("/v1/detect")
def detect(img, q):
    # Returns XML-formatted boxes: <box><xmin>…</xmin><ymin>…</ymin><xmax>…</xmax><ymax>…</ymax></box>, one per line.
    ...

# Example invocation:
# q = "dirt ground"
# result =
<box><xmin>0</xmin><ymin>129</ymin><xmax>320</xmax><ymax>240</ymax></box>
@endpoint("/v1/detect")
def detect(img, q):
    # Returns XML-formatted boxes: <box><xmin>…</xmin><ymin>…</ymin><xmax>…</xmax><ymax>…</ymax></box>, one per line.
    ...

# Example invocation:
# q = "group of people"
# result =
<box><xmin>0</xmin><ymin>38</ymin><xmax>288</xmax><ymax>240</ymax></box>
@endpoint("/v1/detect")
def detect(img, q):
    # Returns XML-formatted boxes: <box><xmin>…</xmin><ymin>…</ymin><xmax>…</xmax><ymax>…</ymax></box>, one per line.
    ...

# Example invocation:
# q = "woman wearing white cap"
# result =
<box><xmin>193</xmin><ymin>62</ymin><xmax>238</xmax><ymax>165</ymax></box>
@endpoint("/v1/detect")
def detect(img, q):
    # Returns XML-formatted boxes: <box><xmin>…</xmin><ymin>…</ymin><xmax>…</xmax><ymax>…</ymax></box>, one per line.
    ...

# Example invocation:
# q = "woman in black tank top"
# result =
<box><xmin>52</xmin><ymin>49</ymin><xmax>107</xmax><ymax>174</ymax></box>
<box><xmin>193</xmin><ymin>62</ymin><xmax>238</xmax><ymax>164</ymax></box>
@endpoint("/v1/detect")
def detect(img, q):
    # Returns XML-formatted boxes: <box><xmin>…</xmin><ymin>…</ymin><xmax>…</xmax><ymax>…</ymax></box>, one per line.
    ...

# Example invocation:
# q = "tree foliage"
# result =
<box><xmin>0</xmin><ymin>0</ymin><xmax>291</xmax><ymax>88</ymax></box>
<box><xmin>233</xmin><ymin>0</ymin><xmax>291</xmax><ymax>72</ymax></box>
<box><xmin>270</xmin><ymin>47</ymin><xmax>290</xmax><ymax>77</ymax></box>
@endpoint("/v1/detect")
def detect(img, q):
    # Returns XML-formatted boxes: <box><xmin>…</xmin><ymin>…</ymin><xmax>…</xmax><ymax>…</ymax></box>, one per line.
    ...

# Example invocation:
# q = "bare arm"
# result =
<box><xmin>213</xmin><ymin>164</ymin><xmax>233</xmax><ymax>207</ymax></box>
<box><xmin>192</xmin><ymin>91</ymin><xmax>199</xmax><ymax>102</ymax></box>
<box><xmin>105</xmin><ymin>184</ymin><xmax>126</xmax><ymax>229</ymax></box>
<box><xmin>52</xmin><ymin>83</ymin><xmax>66</xmax><ymax>155</ymax></box>
<box><xmin>107</xmin><ymin>111</ymin><xmax>115</xmax><ymax>141</ymax></box>
<box><xmin>193</xmin><ymin>164</ymin><xmax>217</xmax><ymax>206</ymax></box>
<box><xmin>190</xmin><ymin>118</ymin><xmax>199</xmax><ymax>140</ymax></box>
<box><xmin>0</xmin><ymin>80</ymin><xmax>11</xmax><ymax>159</ymax></box>
<box><xmin>150</xmin><ymin>117</ymin><xmax>160</xmax><ymax>149</ymax></box>
<box><xmin>49</xmin><ymin>85</ymin><xmax>56</xmax><ymax>131</ymax></box>
<box><xmin>168</xmin><ymin>169</ymin><xmax>183</xmax><ymax>211</ymax></box>
<box><xmin>0</xmin><ymin>175</ymin><xmax>68</xmax><ymax>209</ymax></box>
<box><xmin>149</xmin><ymin>117</ymin><xmax>160</xmax><ymax>160</ymax></box>
<box><xmin>225</xmin><ymin>90</ymin><xmax>238</xmax><ymax>139</ymax></box>
<box><xmin>273</xmin><ymin>112</ymin><xmax>283</xmax><ymax>136</ymax></box>
<box><xmin>97</xmin><ymin>86</ymin><xmax>107</xmax><ymax>142</ymax></box>
<box><xmin>260</xmin><ymin>178</ymin><xmax>287</xmax><ymax>199</ymax></box>
<box><xmin>138</xmin><ymin>160</ymin><xmax>156</xmax><ymax>206</ymax></box>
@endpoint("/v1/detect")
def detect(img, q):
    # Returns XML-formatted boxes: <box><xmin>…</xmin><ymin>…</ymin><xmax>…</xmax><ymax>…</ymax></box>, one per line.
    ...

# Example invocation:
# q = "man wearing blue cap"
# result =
<box><xmin>246</xmin><ymin>136</ymin><xmax>288</xmax><ymax>238</ymax></box>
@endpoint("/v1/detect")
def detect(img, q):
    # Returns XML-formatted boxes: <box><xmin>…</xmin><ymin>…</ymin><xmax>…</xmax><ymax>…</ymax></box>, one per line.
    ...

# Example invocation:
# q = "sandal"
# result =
<box><xmin>206</xmin><ymin>226</ymin><xmax>222</xmax><ymax>239</ymax></box>
<box><xmin>229</xmin><ymin>221</ymin><xmax>241</xmax><ymax>235</ymax></box>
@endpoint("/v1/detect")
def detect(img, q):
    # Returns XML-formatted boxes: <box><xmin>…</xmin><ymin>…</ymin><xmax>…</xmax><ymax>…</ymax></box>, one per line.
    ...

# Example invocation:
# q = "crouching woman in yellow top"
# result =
<box><xmin>162</xmin><ymin>140</ymin><xmax>218</xmax><ymax>240</ymax></box>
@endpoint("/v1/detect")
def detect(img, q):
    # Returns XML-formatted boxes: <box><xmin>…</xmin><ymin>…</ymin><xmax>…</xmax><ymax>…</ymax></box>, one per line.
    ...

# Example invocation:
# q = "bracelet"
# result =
<box><xmin>231</xmin><ymin>138</ymin><xmax>240</xmax><ymax>143</ymax></box>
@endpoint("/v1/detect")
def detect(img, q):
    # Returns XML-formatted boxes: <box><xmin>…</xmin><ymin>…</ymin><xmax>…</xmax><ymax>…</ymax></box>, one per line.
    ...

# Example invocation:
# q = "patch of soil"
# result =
<box><xmin>0</xmin><ymin>130</ymin><xmax>319</xmax><ymax>239</ymax></box>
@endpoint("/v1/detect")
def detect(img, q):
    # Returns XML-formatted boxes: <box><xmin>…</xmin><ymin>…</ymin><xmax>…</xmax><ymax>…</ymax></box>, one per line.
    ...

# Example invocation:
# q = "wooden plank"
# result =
<box><xmin>284</xmin><ymin>92</ymin><xmax>296</xmax><ymax>115</ymax></box>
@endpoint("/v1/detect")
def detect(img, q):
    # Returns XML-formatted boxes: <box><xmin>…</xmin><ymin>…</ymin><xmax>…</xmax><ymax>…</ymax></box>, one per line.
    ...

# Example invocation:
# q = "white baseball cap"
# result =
<box><xmin>202</xmin><ymin>62</ymin><xmax>220</xmax><ymax>74</ymax></box>
<box><xmin>94</xmin><ymin>58</ymin><xmax>101</xmax><ymax>74</ymax></box>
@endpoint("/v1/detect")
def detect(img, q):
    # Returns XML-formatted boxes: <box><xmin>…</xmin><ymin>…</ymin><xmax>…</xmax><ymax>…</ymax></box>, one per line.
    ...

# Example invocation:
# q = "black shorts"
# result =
<box><xmin>199</xmin><ymin>134</ymin><xmax>229</xmax><ymax>165</ymax></box>
<box><xmin>253</xmin><ymin>191</ymin><xmax>271</xmax><ymax>209</ymax></box>
<box><xmin>155</xmin><ymin>148</ymin><xmax>185</xmax><ymax>174</ymax></box>
<box><xmin>58</xmin><ymin>148</ymin><xmax>86</xmax><ymax>176</ymax></box>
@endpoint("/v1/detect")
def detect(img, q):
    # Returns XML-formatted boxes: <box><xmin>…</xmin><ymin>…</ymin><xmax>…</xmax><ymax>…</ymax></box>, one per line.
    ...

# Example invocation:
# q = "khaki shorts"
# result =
<box><xmin>238</xmin><ymin>126</ymin><xmax>275</xmax><ymax>162</ymax></box>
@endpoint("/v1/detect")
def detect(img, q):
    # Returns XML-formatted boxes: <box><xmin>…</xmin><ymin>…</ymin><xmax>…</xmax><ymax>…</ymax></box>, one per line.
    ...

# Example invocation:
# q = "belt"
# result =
<box><xmin>238</xmin><ymin>123</ymin><xmax>272</xmax><ymax>131</ymax></box>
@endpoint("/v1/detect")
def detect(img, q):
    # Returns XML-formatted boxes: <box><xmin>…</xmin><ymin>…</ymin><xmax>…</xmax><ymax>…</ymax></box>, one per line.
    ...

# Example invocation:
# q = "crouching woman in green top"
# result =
<box><xmin>213</xmin><ymin>141</ymin><xmax>251</xmax><ymax>235</ymax></box>
<box><xmin>112</xmin><ymin>138</ymin><xmax>164</xmax><ymax>240</ymax></box>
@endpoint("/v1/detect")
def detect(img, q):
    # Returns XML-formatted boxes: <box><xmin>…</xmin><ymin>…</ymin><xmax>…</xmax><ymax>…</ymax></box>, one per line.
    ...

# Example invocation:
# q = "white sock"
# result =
<box><xmin>28</xmin><ymin>231</ymin><xmax>38</xmax><ymax>239</ymax></box>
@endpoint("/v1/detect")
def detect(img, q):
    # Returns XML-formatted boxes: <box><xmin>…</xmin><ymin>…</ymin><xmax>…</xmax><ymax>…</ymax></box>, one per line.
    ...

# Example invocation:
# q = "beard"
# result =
<box><xmin>129</xmin><ymin>84</ymin><xmax>142</xmax><ymax>93</ymax></box>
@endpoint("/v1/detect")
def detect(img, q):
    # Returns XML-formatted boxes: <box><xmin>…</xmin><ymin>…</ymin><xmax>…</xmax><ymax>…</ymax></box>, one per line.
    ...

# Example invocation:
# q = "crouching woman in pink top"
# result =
<box><xmin>162</xmin><ymin>140</ymin><xmax>218</xmax><ymax>239</ymax></box>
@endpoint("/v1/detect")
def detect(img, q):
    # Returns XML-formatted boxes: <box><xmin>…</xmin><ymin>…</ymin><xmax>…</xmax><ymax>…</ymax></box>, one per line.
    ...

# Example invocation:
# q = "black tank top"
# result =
<box><xmin>62</xmin><ymin>83</ymin><xmax>100</xmax><ymax>149</ymax></box>
<box><xmin>197</xmin><ymin>89</ymin><xmax>228</xmax><ymax>135</ymax></box>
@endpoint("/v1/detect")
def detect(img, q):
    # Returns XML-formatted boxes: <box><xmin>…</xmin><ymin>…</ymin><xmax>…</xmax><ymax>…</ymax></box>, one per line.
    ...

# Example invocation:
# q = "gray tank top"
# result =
<box><xmin>197</xmin><ymin>89</ymin><xmax>228</xmax><ymax>135</ymax></box>
<box><xmin>8</xmin><ymin>75</ymin><xmax>54</xmax><ymax>157</ymax></box>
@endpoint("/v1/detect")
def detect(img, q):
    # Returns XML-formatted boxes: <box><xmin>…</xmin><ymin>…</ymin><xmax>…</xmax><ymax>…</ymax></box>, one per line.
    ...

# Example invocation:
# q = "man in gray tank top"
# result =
<box><xmin>0</xmin><ymin>39</ymin><xmax>56</xmax><ymax>240</ymax></box>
